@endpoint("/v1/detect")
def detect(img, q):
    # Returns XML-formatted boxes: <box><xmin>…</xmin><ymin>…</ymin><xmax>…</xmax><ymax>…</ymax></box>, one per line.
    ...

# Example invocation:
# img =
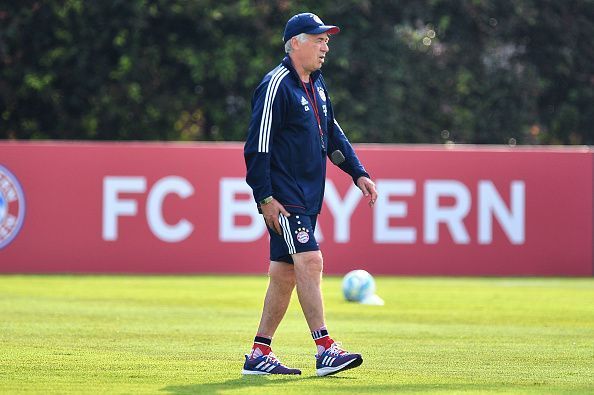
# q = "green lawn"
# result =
<box><xmin>1</xmin><ymin>275</ymin><xmax>593</xmax><ymax>394</ymax></box>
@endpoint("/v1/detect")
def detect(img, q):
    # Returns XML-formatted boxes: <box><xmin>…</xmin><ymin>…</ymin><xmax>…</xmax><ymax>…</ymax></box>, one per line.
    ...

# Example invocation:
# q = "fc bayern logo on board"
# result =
<box><xmin>0</xmin><ymin>165</ymin><xmax>26</xmax><ymax>249</ymax></box>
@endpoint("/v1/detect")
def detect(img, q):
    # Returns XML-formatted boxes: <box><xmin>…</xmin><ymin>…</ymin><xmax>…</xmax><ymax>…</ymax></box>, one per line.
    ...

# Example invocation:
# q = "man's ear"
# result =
<box><xmin>291</xmin><ymin>36</ymin><xmax>301</xmax><ymax>50</ymax></box>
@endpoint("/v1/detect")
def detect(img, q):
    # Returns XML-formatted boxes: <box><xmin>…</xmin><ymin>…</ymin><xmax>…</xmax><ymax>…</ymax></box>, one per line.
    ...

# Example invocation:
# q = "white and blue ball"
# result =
<box><xmin>342</xmin><ymin>270</ymin><xmax>375</xmax><ymax>302</ymax></box>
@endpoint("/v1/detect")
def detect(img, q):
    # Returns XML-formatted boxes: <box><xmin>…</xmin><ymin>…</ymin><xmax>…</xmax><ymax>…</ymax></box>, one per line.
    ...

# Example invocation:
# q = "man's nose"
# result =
<box><xmin>321</xmin><ymin>42</ymin><xmax>329</xmax><ymax>52</ymax></box>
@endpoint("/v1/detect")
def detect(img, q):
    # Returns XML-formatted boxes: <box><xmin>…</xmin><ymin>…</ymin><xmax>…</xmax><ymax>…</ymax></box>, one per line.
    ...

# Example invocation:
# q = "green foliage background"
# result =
<box><xmin>1</xmin><ymin>0</ymin><xmax>593</xmax><ymax>144</ymax></box>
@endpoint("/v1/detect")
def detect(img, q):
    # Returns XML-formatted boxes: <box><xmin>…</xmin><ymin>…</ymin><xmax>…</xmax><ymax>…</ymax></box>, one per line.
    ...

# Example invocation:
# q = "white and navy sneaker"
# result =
<box><xmin>242</xmin><ymin>352</ymin><xmax>301</xmax><ymax>375</ymax></box>
<box><xmin>315</xmin><ymin>342</ymin><xmax>363</xmax><ymax>376</ymax></box>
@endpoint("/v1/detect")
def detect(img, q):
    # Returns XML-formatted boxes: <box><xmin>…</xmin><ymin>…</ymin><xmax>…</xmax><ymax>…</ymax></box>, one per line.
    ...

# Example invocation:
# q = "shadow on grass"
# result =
<box><xmin>161</xmin><ymin>378</ymin><xmax>580</xmax><ymax>394</ymax></box>
<box><xmin>161</xmin><ymin>375</ymin><xmax>384</xmax><ymax>394</ymax></box>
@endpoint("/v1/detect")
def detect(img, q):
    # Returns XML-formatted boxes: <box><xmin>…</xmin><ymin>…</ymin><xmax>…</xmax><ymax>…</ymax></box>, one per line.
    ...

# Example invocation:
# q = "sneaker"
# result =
<box><xmin>242</xmin><ymin>352</ymin><xmax>301</xmax><ymax>375</ymax></box>
<box><xmin>315</xmin><ymin>342</ymin><xmax>363</xmax><ymax>376</ymax></box>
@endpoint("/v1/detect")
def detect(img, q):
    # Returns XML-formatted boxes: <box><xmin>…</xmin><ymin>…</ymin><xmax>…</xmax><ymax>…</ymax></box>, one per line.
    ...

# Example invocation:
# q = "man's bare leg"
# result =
<box><xmin>242</xmin><ymin>260</ymin><xmax>301</xmax><ymax>375</ymax></box>
<box><xmin>256</xmin><ymin>261</ymin><xmax>296</xmax><ymax>337</ymax></box>
<box><xmin>292</xmin><ymin>251</ymin><xmax>325</xmax><ymax>331</ymax></box>
<box><xmin>292</xmin><ymin>250</ymin><xmax>363</xmax><ymax>376</ymax></box>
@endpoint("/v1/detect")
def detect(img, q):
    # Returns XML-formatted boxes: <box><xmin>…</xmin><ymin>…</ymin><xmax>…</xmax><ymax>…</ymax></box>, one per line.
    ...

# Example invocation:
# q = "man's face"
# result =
<box><xmin>293</xmin><ymin>33</ymin><xmax>330</xmax><ymax>74</ymax></box>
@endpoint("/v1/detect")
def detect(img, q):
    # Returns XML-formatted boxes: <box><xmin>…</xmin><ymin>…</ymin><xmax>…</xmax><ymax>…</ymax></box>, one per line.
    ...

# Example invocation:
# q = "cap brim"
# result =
<box><xmin>306</xmin><ymin>25</ymin><xmax>340</xmax><ymax>35</ymax></box>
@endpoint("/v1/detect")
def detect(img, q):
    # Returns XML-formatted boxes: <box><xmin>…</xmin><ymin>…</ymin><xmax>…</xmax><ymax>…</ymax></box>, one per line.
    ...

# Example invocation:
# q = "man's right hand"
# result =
<box><xmin>261</xmin><ymin>198</ymin><xmax>291</xmax><ymax>235</ymax></box>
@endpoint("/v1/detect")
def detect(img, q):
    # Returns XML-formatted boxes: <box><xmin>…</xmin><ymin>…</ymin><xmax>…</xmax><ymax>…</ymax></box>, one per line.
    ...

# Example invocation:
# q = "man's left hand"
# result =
<box><xmin>356</xmin><ymin>176</ymin><xmax>378</xmax><ymax>207</ymax></box>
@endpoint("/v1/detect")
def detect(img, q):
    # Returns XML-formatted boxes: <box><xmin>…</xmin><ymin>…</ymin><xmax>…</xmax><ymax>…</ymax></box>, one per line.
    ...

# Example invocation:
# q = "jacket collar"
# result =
<box><xmin>282</xmin><ymin>56</ymin><xmax>322</xmax><ymax>84</ymax></box>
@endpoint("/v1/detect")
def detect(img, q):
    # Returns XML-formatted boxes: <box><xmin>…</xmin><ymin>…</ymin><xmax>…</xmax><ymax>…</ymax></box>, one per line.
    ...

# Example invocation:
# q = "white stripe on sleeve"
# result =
<box><xmin>258</xmin><ymin>67</ymin><xmax>289</xmax><ymax>153</ymax></box>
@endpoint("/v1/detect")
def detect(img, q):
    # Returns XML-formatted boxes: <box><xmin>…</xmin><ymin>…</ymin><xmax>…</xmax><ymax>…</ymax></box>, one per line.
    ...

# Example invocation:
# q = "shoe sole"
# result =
<box><xmin>241</xmin><ymin>369</ymin><xmax>301</xmax><ymax>375</ymax></box>
<box><xmin>241</xmin><ymin>369</ymin><xmax>270</xmax><ymax>375</ymax></box>
<box><xmin>316</xmin><ymin>356</ymin><xmax>363</xmax><ymax>377</ymax></box>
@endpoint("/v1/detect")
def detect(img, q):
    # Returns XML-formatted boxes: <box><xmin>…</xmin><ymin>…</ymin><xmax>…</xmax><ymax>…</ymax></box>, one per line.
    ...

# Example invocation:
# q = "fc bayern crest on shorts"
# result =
<box><xmin>0</xmin><ymin>165</ymin><xmax>26</xmax><ymax>249</ymax></box>
<box><xmin>295</xmin><ymin>227</ymin><xmax>310</xmax><ymax>244</ymax></box>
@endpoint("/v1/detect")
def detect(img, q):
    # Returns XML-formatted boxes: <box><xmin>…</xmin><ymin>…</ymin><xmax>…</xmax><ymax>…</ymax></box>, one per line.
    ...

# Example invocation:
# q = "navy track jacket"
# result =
<box><xmin>244</xmin><ymin>56</ymin><xmax>370</xmax><ymax>215</ymax></box>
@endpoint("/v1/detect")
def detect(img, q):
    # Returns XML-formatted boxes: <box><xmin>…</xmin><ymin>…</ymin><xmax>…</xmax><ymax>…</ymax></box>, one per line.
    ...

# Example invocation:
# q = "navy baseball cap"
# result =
<box><xmin>283</xmin><ymin>13</ymin><xmax>340</xmax><ymax>43</ymax></box>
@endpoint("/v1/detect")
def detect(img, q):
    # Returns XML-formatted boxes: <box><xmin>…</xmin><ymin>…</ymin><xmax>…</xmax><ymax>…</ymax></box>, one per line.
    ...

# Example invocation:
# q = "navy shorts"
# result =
<box><xmin>268</xmin><ymin>213</ymin><xmax>319</xmax><ymax>264</ymax></box>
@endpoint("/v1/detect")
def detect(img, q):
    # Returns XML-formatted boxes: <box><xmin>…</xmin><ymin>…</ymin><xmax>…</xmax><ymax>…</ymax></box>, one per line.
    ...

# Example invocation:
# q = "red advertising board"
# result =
<box><xmin>0</xmin><ymin>141</ymin><xmax>592</xmax><ymax>276</ymax></box>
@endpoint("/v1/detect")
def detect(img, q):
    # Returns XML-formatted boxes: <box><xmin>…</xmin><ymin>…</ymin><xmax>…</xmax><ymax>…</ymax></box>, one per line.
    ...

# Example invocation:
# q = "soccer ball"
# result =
<box><xmin>342</xmin><ymin>270</ymin><xmax>376</xmax><ymax>302</ymax></box>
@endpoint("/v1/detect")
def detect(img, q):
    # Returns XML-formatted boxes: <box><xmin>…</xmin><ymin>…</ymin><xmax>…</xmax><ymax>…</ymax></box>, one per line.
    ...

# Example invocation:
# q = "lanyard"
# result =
<box><xmin>300</xmin><ymin>78</ymin><xmax>323</xmax><ymax>140</ymax></box>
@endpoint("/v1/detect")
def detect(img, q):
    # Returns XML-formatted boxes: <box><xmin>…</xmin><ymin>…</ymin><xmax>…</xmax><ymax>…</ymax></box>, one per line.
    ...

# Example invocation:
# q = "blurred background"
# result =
<box><xmin>2</xmin><ymin>0</ymin><xmax>593</xmax><ymax>145</ymax></box>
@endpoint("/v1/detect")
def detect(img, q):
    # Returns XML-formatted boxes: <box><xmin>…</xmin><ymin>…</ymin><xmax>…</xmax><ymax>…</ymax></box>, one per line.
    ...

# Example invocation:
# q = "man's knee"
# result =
<box><xmin>293</xmin><ymin>251</ymin><xmax>324</xmax><ymax>274</ymax></box>
<box><xmin>269</xmin><ymin>261</ymin><xmax>296</xmax><ymax>288</ymax></box>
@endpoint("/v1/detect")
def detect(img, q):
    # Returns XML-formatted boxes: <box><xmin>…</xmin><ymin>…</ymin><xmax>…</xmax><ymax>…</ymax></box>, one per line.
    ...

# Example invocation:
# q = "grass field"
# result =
<box><xmin>1</xmin><ymin>275</ymin><xmax>593</xmax><ymax>394</ymax></box>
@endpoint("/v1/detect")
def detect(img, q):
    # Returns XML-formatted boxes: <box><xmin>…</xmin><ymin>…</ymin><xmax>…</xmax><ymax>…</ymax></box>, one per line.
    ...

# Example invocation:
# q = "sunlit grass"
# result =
<box><xmin>1</xmin><ymin>275</ymin><xmax>593</xmax><ymax>394</ymax></box>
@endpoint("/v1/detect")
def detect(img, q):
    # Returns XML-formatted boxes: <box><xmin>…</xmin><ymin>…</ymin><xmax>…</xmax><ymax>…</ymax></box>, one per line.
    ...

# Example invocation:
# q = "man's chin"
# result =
<box><xmin>305</xmin><ymin>63</ymin><xmax>323</xmax><ymax>74</ymax></box>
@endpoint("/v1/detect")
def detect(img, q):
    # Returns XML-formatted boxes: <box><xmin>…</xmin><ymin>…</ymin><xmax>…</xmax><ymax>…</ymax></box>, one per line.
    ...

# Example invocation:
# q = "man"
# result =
<box><xmin>242</xmin><ymin>12</ymin><xmax>377</xmax><ymax>377</ymax></box>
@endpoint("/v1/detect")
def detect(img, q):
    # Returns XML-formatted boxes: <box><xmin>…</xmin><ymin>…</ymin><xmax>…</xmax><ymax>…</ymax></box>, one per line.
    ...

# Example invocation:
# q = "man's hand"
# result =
<box><xmin>356</xmin><ymin>176</ymin><xmax>378</xmax><ymax>207</ymax></box>
<box><xmin>261</xmin><ymin>198</ymin><xmax>291</xmax><ymax>235</ymax></box>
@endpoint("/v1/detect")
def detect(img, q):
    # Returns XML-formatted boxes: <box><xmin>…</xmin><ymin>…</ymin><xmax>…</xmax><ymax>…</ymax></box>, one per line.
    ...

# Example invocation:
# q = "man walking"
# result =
<box><xmin>243</xmin><ymin>12</ymin><xmax>377</xmax><ymax>377</ymax></box>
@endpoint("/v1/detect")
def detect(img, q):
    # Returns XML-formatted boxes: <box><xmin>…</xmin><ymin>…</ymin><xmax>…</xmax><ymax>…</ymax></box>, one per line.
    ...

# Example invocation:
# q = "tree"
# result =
<box><xmin>1</xmin><ymin>0</ymin><xmax>592</xmax><ymax>144</ymax></box>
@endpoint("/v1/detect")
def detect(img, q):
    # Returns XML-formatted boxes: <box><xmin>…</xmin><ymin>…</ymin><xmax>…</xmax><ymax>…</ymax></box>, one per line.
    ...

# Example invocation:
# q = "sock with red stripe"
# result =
<box><xmin>312</xmin><ymin>326</ymin><xmax>334</xmax><ymax>356</ymax></box>
<box><xmin>249</xmin><ymin>335</ymin><xmax>272</xmax><ymax>359</ymax></box>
